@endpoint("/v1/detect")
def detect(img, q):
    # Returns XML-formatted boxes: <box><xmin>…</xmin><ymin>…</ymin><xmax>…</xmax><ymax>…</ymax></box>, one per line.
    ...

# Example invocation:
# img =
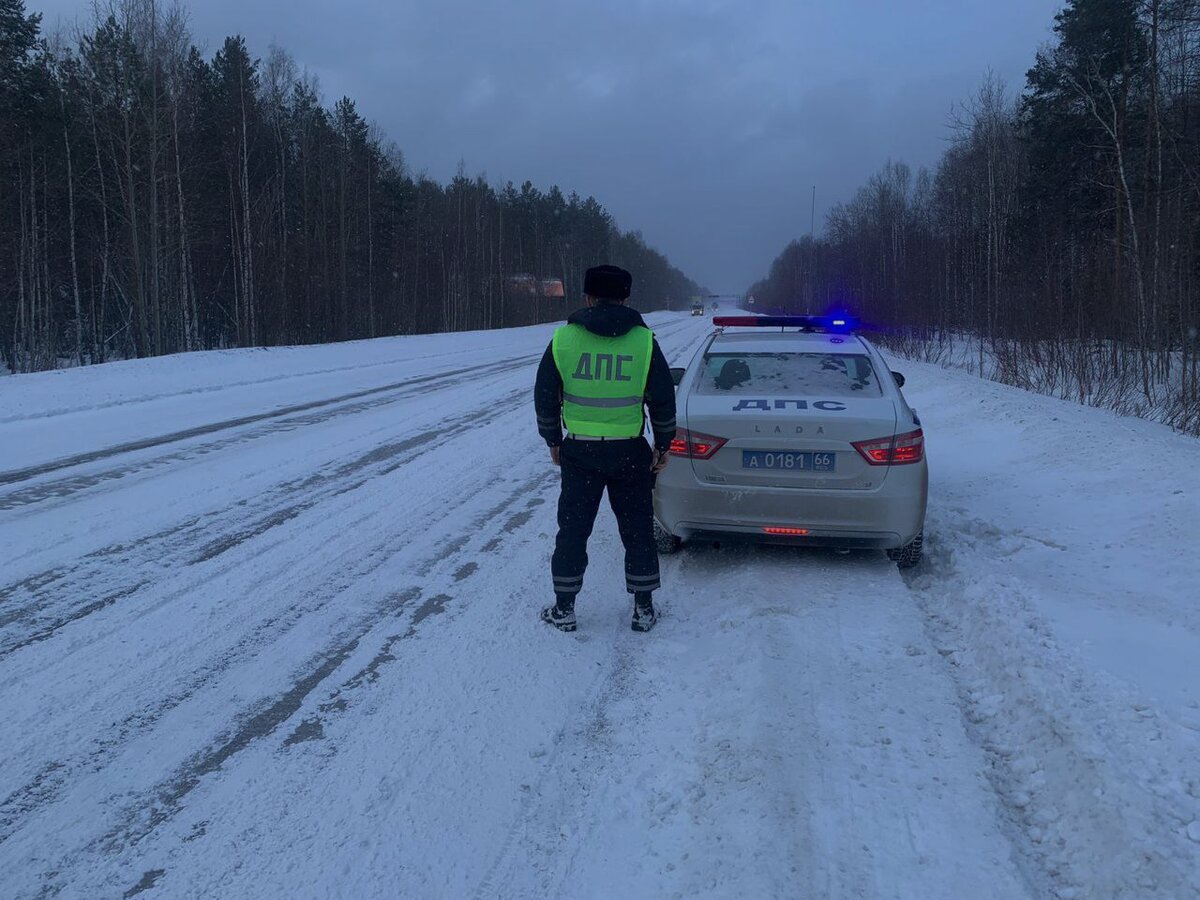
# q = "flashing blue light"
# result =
<box><xmin>713</xmin><ymin>315</ymin><xmax>860</xmax><ymax>332</ymax></box>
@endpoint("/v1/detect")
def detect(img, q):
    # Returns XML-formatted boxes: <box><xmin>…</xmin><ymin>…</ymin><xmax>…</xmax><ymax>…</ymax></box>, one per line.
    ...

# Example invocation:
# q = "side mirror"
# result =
<box><xmin>670</xmin><ymin>367</ymin><xmax>686</xmax><ymax>387</ymax></box>
<box><xmin>891</xmin><ymin>371</ymin><xmax>906</xmax><ymax>388</ymax></box>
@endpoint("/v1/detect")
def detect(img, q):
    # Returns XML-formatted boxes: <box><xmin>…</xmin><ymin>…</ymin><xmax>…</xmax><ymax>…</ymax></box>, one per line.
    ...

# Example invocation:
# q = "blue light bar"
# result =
<box><xmin>712</xmin><ymin>315</ymin><xmax>859</xmax><ymax>332</ymax></box>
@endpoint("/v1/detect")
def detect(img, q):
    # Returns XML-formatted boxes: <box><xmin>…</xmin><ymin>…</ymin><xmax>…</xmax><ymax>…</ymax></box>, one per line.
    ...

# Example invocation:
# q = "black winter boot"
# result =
<box><xmin>631</xmin><ymin>593</ymin><xmax>657</xmax><ymax>633</ymax></box>
<box><xmin>540</xmin><ymin>595</ymin><xmax>577</xmax><ymax>632</ymax></box>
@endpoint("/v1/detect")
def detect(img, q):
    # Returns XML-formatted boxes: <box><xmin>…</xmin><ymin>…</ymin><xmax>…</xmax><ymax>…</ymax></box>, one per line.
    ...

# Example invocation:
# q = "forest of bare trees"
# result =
<box><xmin>0</xmin><ymin>0</ymin><xmax>701</xmax><ymax>375</ymax></box>
<box><xmin>750</xmin><ymin>0</ymin><xmax>1200</xmax><ymax>434</ymax></box>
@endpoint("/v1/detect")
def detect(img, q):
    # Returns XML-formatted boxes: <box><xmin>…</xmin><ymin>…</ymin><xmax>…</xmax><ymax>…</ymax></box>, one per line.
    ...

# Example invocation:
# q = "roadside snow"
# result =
<box><xmin>892</xmin><ymin>353</ymin><xmax>1200</xmax><ymax>898</ymax></box>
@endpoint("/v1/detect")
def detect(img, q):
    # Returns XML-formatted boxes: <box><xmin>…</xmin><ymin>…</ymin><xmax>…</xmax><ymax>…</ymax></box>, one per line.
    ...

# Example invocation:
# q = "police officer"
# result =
<box><xmin>534</xmin><ymin>265</ymin><xmax>677</xmax><ymax>633</ymax></box>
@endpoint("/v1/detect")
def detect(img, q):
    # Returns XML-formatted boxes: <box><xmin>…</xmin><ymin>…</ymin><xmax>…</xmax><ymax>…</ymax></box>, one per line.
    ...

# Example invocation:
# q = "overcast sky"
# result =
<box><xmin>31</xmin><ymin>0</ymin><xmax>1061</xmax><ymax>293</ymax></box>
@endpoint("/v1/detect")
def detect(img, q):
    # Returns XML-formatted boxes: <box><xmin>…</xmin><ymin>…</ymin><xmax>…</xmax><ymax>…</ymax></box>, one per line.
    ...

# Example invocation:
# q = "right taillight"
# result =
<box><xmin>852</xmin><ymin>428</ymin><xmax>924</xmax><ymax>466</ymax></box>
<box><xmin>669</xmin><ymin>428</ymin><xmax>727</xmax><ymax>460</ymax></box>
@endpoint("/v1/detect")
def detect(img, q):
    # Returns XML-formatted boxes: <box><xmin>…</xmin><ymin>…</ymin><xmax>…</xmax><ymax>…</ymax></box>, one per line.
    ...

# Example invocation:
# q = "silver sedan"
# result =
<box><xmin>653</xmin><ymin>316</ymin><xmax>928</xmax><ymax>568</ymax></box>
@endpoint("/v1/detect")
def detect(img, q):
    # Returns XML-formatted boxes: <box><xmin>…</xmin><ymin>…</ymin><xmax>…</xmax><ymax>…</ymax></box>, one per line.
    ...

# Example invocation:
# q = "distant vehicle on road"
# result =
<box><xmin>655</xmin><ymin>315</ymin><xmax>927</xmax><ymax>568</ymax></box>
<box><xmin>691</xmin><ymin>302</ymin><xmax>705</xmax><ymax>316</ymax></box>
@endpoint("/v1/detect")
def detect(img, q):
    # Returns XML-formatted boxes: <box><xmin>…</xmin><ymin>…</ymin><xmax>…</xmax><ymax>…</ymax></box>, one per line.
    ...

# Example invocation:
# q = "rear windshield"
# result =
<box><xmin>697</xmin><ymin>352</ymin><xmax>882</xmax><ymax>396</ymax></box>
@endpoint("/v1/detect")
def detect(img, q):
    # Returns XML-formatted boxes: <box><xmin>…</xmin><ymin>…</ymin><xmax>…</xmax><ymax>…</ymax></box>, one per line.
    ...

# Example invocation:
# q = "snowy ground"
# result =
<box><xmin>1</xmin><ymin>312</ymin><xmax>1197</xmax><ymax>899</ymax></box>
<box><xmin>880</xmin><ymin>331</ymin><xmax>1198</xmax><ymax>435</ymax></box>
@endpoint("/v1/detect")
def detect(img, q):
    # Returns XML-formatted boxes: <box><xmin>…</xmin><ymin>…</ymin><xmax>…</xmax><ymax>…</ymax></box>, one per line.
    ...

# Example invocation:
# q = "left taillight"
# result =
<box><xmin>851</xmin><ymin>428</ymin><xmax>924</xmax><ymax>466</ymax></box>
<box><xmin>669</xmin><ymin>428</ymin><xmax>727</xmax><ymax>460</ymax></box>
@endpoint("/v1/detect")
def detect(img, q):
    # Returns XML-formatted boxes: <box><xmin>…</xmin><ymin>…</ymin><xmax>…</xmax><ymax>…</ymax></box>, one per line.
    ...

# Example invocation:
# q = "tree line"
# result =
<box><xmin>750</xmin><ymin>0</ymin><xmax>1200</xmax><ymax>434</ymax></box>
<box><xmin>0</xmin><ymin>0</ymin><xmax>701</xmax><ymax>374</ymax></box>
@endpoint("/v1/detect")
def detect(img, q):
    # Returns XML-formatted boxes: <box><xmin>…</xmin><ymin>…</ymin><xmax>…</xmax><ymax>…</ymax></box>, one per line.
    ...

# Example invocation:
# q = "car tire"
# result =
<box><xmin>654</xmin><ymin>521</ymin><xmax>682</xmax><ymax>554</ymax></box>
<box><xmin>887</xmin><ymin>531</ymin><xmax>923</xmax><ymax>569</ymax></box>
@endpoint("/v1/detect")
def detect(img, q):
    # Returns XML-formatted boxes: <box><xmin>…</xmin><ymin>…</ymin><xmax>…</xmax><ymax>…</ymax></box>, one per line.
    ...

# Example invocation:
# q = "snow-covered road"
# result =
<box><xmin>1</xmin><ymin>313</ymin><xmax>1197</xmax><ymax>899</ymax></box>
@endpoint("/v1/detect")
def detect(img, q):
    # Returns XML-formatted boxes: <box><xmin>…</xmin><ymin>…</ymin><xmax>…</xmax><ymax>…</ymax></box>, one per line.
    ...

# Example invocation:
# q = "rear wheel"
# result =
<box><xmin>654</xmin><ymin>521</ymin><xmax>681</xmax><ymax>554</ymax></box>
<box><xmin>887</xmin><ymin>531</ymin><xmax>923</xmax><ymax>569</ymax></box>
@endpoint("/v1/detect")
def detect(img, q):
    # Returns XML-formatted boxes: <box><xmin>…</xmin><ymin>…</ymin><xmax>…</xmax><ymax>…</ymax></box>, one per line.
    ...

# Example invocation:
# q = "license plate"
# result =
<box><xmin>742</xmin><ymin>451</ymin><xmax>836</xmax><ymax>472</ymax></box>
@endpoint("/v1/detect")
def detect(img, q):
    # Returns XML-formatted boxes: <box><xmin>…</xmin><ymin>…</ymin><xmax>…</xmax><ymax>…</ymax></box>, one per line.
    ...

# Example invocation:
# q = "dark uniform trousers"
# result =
<box><xmin>551</xmin><ymin>437</ymin><xmax>661</xmax><ymax>598</ymax></box>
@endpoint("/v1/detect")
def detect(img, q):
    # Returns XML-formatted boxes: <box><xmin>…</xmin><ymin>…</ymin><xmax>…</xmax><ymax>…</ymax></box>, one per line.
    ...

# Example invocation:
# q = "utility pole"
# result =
<box><xmin>810</xmin><ymin>185</ymin><xmax>816</xmax><ymax>238</ymax></box>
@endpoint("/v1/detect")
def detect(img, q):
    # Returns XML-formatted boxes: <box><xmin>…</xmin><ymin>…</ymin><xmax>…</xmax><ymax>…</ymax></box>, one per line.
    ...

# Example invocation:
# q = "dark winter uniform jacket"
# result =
<box><xmin>535</xmin><ymin>304</ymin><xmax>677</xmax><ymax>452</ymax></box>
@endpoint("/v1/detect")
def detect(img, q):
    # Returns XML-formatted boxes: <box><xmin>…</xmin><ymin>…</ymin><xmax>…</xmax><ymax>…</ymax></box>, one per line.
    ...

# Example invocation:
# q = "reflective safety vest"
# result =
<box><xmin>552</xmin><ymin>324</ymin><xmax>653</xmax><ymax>438</ymax></box>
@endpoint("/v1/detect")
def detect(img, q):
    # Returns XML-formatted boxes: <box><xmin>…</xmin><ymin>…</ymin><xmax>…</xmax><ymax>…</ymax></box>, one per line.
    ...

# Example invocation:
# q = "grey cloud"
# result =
<box><xmin>31</xmin><ymin>0</ymin><xmax>1061</xmax><ymax>291</ymax></box>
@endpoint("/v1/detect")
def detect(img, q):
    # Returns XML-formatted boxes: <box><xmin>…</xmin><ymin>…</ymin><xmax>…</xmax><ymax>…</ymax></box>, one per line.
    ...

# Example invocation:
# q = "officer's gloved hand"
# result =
<box><xmin>651</xmin><ymin>449</ymin><xmax>669</xmax><ymax>474</ymax></box>
<box><xmin>550</xmin><ymin>446</ymin><xmax>561</xmax><ymax>466</ymax></box>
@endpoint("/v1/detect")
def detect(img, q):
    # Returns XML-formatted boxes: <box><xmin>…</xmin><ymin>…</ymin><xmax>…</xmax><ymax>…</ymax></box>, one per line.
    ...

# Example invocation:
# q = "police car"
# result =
<box><xmin>653</xmin><ymin>315</ymin><xmax>927</xmax><ymax>568</ymax></box>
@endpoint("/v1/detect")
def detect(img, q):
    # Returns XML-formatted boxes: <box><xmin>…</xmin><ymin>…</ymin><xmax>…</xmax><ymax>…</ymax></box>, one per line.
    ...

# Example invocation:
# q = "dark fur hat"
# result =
<box><xmin>584</xmin><ymin>265</ymin><xmax>633</xmax><ymax>301</ymax></box>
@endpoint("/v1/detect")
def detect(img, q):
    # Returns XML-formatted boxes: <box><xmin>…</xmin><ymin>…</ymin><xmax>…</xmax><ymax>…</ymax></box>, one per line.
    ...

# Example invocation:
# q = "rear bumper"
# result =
<box><xmin>653</xmin><ymin>465</ymin><xmax>926</xmax><ymax>549</ymax></box>
<box><xmin>678</xmin><ymin>526</ymin><xmax>899</xmax><ymax>549</ymax></box>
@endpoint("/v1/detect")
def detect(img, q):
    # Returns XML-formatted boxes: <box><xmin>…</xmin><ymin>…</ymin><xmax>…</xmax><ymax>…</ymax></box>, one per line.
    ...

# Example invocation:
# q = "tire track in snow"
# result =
<box><xmin>0</xmin><ymin>343</ymin><xmax>493</xmax><ymax>426</ymax></box>
<box><xmin>0</xmin><ymin>379</ymin><xmax>532</xmax><ymax>657</ymax></box>
<box><xmin>67</xmin><ymin>472</ymin><xmax>557</xmax><ymax>899</ymax></box>
<box><xmin>0</xmin><ymin>376</ymin><xmax>567</xmax><ymax>864</ymax></box>
<box><xmin>277</xmin><ymin>476</ymin><xmax>557</xmax><ymax>750</ymax></box>
<box><xmin>0</xmin><ymin>396</ymin><xmax>542</xmax><ymax>846</ymax></box>
<box><xmin>0</xmin><ymin>353</ymin><xmax>538</xmax><ymax>492</ymax></box>
<box><xmin>0</xmin><ymin>509</ymin><xmax>415</xmax><ymax>848</ymax></box>
<box><xmin>904</xmin><ymin>520</ymin><xmax>1200</xmax><ymax>899</ymax></box>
